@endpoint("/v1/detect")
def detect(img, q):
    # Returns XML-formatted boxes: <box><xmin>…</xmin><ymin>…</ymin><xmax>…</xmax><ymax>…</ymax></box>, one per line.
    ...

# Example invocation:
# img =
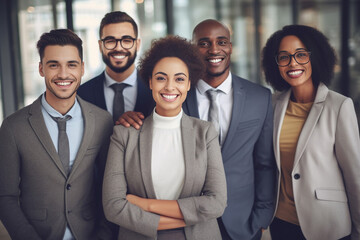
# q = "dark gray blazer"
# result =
<box><xmin>183</xmin><ymin>74</ymin><xmax>276</xmax><ymax>240</ymax></box>
<box><xmin>103</xmin><ymin>112</ymin><xmax>227</xmax><ymax>240</ymax></box>
<box><xmin>0</xmin><ymin>96</ymin><xmax>114</xmax><ymax>240</ymax></box>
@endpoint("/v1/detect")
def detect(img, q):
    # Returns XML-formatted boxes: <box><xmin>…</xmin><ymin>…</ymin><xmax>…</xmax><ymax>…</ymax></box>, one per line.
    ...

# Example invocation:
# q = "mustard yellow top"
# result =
<box><xmin>276</xmin><ymin>100</ymin><xmax>313</xmax><ymax>225</ymax></box>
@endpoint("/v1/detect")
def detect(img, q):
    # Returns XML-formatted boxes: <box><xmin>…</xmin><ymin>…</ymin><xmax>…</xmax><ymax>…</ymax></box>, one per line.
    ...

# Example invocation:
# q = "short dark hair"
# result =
<box><xmin>37</xmin><ymin>29</ymin><xmax>83</xmax><ymax>61</ymax></box>
<box><xmin>138</xmin><ymin>35</ymin><xmax>205</xmax><ymax>88</ymax></box>
<box><xmin>261</xmin><ymin>25</ymin><xmax>337</xmax><ymax>91</ymax></box>
<box><xmin>99</xmin><ymin>11</ymin><xmax>138</xmax><ymax>38</ymax></box>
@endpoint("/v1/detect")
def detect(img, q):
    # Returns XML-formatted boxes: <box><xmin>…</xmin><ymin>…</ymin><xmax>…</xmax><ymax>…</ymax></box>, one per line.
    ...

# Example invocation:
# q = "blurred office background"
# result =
<box><xmin>1</xmin><ymin>0</ymin><xmax>360</xmax><ymax>126</ymax></box>
<box><xmin>0</xmin><ymin>0</ymin><xmax>359</xmax><ymax>239</ymax></box>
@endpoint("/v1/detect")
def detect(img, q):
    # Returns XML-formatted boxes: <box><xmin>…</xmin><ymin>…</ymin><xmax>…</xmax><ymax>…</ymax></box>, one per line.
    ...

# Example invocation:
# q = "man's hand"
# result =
<box><xmin>116</xmin><ymin>111</ymin><xmax>144</xmax><ymax>129</ymax></box>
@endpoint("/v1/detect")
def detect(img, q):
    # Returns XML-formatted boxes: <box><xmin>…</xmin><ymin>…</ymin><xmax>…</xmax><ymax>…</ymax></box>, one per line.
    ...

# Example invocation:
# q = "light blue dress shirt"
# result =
<box><xmin>103</xmin><ymin>69</ymin><xmax>138</xmax><ymax>115</ymax></box>
<box><xmin>41</xmin><ymin>94</ymin><xmax>84</xmax><ymax>240</ymax></box>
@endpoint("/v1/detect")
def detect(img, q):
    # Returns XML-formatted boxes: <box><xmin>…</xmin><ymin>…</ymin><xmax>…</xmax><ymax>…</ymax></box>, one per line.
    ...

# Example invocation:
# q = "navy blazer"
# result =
<box><xmin>183</xmin><ymin>74</ymin><xmax>276</xmax><ymax>240</ymax></box>
<box><xmin>78</xmin><ymin>71</ymin><xmax>155</xmax><ymax>118</ymax></box>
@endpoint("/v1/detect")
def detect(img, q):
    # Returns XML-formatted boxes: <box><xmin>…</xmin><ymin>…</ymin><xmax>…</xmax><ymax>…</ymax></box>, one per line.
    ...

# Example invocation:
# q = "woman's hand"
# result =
<box><xmin>126</xmin><ymin>194</ymin><xmax>149</xmax><ymax>211</ymax></box>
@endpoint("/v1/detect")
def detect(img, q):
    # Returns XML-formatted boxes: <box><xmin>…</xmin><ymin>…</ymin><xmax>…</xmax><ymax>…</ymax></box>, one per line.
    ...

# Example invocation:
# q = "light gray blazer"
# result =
<box><xmin>0</xmin><ymin>96</ymin><xmax>114</xmax><ymax>240</ymax></box>
<box><xmin>273</xmin><ymin>83</ymin><xmax>360</xmax><ymax>240</ymax></box>
<box><xmin>103</xmin><ymin>112</ymin><xmax>227</xmax><ymax>240</ymax></box>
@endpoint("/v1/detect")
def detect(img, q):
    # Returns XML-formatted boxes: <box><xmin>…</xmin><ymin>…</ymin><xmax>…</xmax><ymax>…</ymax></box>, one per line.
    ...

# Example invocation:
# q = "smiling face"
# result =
<box><xmin>193</xmin><ymin>20</ymin><xmax>232</xmax><ymax>87</ymax></box>
<box><xmin>99</xmin><ymin>22</ymin><xmax>140</xmax><ymax>78</ymax></box>
<box><xmin>278</xmin><ymin>35</ymin><xmax>313</xmax><ymax>90</ymax></box>
<box><xmin>39</xmin><ymin>45</ymin><xmax>84</xmax><ymax>107</ymax></box>
<box><xmin>150</xmin><ymin>57</ymin><xmax>190</xmax><ymax>117</ymax></box>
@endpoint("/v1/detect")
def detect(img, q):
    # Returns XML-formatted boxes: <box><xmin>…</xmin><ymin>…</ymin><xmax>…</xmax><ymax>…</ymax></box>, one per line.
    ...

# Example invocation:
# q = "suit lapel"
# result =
<box><xmin>179</xmin><ymin>114</ymin><xmax>195</xmax><ymax>198</ymax></box>
<box><xmin>29</xmin><ymin>97</ymin><xmax>68</xmax><ymax>178</ymax></box>
<box><xmin>293</xmin><ymin>83</ymin><xmax>328</xmax><ymax>168</ymax></box>
<box><xmin>139</xmin><ymin>115</ymin><xmax>157</xmax><ymax>199</ymax></box>
<box><xmin>273</xmin><ymin>90</ymin><xmax>291</xmax><ymax>171</ymax></box>
<box><xmin>69</xmin><ymin>97</ymin><xmax>95</xmax><ymax>177</ymax></box>
<box><xmin>221</xmin><ymin>76</ymin><xmax>245</xmax><ymax>156</ymax></box>
<box><xmin>183</xmin><ymin>87</ymin><xmax>200</xmax><ymax>118</ymax></box>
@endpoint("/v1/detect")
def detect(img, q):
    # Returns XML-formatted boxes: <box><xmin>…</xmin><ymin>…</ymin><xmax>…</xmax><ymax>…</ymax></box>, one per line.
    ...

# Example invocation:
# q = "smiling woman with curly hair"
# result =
<box><xmin>262</xmin><ymin>25</ymin><xmax>360</xmax><ymax>240</ymax></box>
<box><xmin>103</xmin><ymin>35</ymin><xmax>227</xmax><ymax>240</ymax></box>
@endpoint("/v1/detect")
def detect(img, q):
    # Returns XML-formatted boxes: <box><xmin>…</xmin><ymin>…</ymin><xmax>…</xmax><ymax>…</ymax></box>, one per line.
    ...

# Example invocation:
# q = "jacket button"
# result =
<box><xmin>294</xmin><ymin>174</ymin><xmax>300</xmax><ymax>180</ymax></box>
<box><xmin>66</xmin><ymin>184</ymin><xmax>71</xmax><ymax>190</ymax></box>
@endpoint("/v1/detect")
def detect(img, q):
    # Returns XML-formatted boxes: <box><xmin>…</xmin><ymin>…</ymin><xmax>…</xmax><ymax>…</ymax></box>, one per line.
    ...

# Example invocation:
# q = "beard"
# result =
<box><xmin>102</xmin><ymin>50</ymin><xmax>137</xmax><ymax>73</ymax></box>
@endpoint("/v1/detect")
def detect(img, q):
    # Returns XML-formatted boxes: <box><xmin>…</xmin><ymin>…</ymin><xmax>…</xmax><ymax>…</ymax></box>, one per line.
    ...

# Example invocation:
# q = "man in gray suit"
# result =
<box><xmin>184</xmin><ymin>19</ymin><xmax>276</xmax><ymax>240</ymax></box>
<box><xmin>120</xmin><ymin>19</ymin><xmax>277</xmax><ymax>240</ymax></box>
<box><xmin>0</xmin><ymin>29</ymin><xmax>114</xmax><ymax>239</ymax></box>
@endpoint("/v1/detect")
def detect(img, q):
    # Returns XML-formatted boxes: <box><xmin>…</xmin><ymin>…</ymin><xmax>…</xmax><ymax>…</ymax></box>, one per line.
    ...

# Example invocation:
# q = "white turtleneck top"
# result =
<box><xmin>151</xmin><ymin>108</ymin><xmax>185</xmax><ymax>200</ymax></box>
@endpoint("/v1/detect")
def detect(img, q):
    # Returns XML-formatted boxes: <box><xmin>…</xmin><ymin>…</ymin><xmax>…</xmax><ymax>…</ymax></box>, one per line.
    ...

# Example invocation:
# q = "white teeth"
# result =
<box><xmin>208</xmin><ymin>59</ymin><xmax>222</xmax><ymax>63</ymax></box>
<box><xmin>113</xmin><ymin>55</ymin><xmax>125</xmax><ymax>59</ymax></box>
<box><xmin>56</xmin><ymin>82</ymin><xmax>71</xmax><ymax>86</ymax></box>
<box><xmin>162</xmin><ymin>94</ymin><xmax>177</xmax><ymax>100</ymax></box>
<box><xmin>288</xmin><ymin>70</ymin><xmax>303</xmax><ymax>76</ymax></box>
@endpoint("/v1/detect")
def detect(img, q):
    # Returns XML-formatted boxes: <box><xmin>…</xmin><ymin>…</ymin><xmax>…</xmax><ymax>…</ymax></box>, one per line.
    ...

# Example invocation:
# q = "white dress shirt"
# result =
<box><xmin>151</xmin><ymin>109</ymin><xmax>185</xmax><ymax>200</ymax></box>
<box><xmin>103</xmin><ymin>69</ymin><xmax>138</xmax><ymax>115</ymax></box>
<box><xmin>196</xmin><ymin>72</ymin><xmax>233</xmax><ymax>145</ymax></box>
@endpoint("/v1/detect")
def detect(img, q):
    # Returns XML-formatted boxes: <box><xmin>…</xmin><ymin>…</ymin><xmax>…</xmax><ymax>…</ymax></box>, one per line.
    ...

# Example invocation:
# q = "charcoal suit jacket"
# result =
<box><xmin>183</xmin><ymin>74</ymin><xmax>276</xmax><ymax>240</ymax></box>
<box><xmin>77</xmin><ymin>71</ymin><xmax>154</xmax><ymax>118</ymax></box>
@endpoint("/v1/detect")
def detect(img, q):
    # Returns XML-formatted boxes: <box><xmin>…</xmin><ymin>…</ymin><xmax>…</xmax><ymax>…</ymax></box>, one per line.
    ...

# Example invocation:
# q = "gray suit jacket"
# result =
<box><xmin>103</xmin><ymin>112</ymin><xmax>227</xmax><ymax>240</ymax></box>
<box><xmin>273</xmin><ymin>83</ymin><xmax>360</xmax><ymax>240</ymax></box>
<box><xmin>0</xmin><ymin>95</ymin><xmax>114</xmax><ymax>240</ymax></box>
<box><xmin>183</xmin><ymin>74</ymin><xmax>276</xmax><ymax>240</ymax></box>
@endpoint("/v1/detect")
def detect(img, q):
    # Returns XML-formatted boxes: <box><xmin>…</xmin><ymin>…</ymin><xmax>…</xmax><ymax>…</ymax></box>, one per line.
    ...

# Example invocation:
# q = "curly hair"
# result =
<box><xmin>261</xmin><ymin>25</ymin><xmax>337</xmax><ymax>91</ymax></box>
<box><xmin>138</xmin><ymin>35</ymin><xmax>205</xmax><ymax>88</ymax></box>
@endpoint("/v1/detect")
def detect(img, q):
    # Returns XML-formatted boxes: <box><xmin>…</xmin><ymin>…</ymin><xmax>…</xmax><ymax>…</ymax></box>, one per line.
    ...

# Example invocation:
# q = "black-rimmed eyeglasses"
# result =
<box><xmin>101</xmin><ymin>37</ymin><xmax>137</xmax><ymax>50</ymax></box>
<box><xmin>275</xmin><ymin>51</ymin><xmax>311</xmax><ymax>67</ymax></box>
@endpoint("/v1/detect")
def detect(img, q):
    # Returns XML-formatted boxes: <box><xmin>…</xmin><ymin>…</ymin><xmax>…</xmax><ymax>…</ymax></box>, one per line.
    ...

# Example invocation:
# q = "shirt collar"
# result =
<box><xmin>104</xmin><ymin>69</ymin><xmax>137</xmax><ymax>87</ymax></box>
<box><xmin>41</xmin><ymin>93</ymin><xmax>80</xmax><ymax>118</ymax></box>
<box><xmin>196</xmin><ymin>72</ymin><xmax>232</xmax><ymax>95</ymax></box>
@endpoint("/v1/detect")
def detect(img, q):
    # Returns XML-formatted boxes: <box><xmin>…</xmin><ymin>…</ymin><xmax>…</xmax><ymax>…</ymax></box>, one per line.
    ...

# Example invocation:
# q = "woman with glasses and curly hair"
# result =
<box><xmin>102</xmin><ymin>35</ymin><xmax>227</xmax><ymax>240</ymax></box>
<box><xmin>262</xmin><ymin>25</ymin><xmax>360</xmax><ymax>240</ymax></box>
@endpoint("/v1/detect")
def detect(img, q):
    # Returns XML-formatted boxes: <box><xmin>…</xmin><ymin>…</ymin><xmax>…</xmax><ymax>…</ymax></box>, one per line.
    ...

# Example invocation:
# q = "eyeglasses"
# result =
<box><xmin>101</xmin><ymin>37</ymin><xmax>137</xmax><ymax>50</ymax></box>
<box><xmin>275</xmin><ymin>51</ymin><xmax>311</xmax><ymax>67</ymax></box>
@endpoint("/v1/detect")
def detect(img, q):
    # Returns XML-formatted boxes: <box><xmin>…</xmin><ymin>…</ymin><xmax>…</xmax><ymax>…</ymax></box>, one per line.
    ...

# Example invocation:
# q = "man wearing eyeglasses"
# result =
<box><xmin>78</xmin><ymin>11</ymin><xmax>154</xmax><ymax>123</ymax></box>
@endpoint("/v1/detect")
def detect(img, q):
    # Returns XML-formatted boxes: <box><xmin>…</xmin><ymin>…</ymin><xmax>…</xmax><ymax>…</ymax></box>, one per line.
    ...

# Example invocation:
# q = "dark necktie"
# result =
<box><xmin>206</xmin><ymin>89</ymin><xmax>221</xmax><ymax>143</ymax></box>
<box><xmin>111</xmin><ymin>83</ymin><xmax>128</xmax><ymax>123</ymax></box>
<box><xmin>51</xmin><ymin>115</ymin><xmax>72</xmax><ymax>175</ymax></box>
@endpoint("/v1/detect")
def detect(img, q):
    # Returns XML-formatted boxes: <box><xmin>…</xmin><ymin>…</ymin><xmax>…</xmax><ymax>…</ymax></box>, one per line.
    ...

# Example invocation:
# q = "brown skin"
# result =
<box><xmin>278</xmin><ymin>35</ymin><xmax>315</xmax><ymax>103</ymax></box>
<box><xmin>117</xmin><ymin>19</ymin><xmax>233</xmax><ymax>128</ymax></box>
<box><xmin>192</xmin><ymin>19</ymin><xmax>232</xmax><ymax>88</ymax></box>
<box><xmin>124</xmin><ymin>57</ymin><xmax>190</xmax><ymax>230</ymax></box>
<box><xmin>149</xmin><ymin>57</ymin><xmax>191</xmax><ymax>117</ymax></box>
<box><xmin>126</xmin><ymin>194</ymin><xmax>185</xmax><ymax>230</ymax></box>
